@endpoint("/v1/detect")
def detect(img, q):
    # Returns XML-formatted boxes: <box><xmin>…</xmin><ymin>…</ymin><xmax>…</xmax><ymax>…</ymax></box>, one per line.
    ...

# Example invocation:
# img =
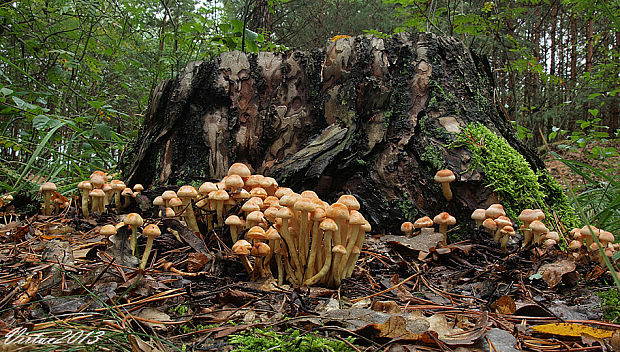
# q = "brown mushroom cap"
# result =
<box><xmin>246</xmin><ymin>210</ymin><xmax>265</xmax><ymax>224</ymax></box>
<box><xmin>276</xmin><ymin>207</ymin><xmax>294</xmax><ymax>219</ymax></box>
<box><xmin>326</xmin><ymin>203</ymin><xmax>350</xmax><ymax>220</ymax></box>
<box><xmin>500</xmin><ymin>225</ymin><xmax>515</xmax><ymax>236</ymax></box>
<box><xmin>482</xmin><ymin>218</ymin><xmax>497</xmax><ymax>233</ymax></box>
<box><xmin>279</xmin><ymin>193</ymin><xmax>301</xmax><ymax>208</ymax></box>
<box><xmin>122</xmin><ymin>188</ymin><xmax>133</xmax><ymax>197</ymax></box>
<box><xmin>599</xmin><ymin>230</ymin><xmax>615</xmax><ymax>244</ymax></box>
<box><xmin>569</xmin><ymin>239</ymin><xmax>583</xmax><ymax>250</ymax></box>
<box><xmin>265</xmin><ymin>228</ymin><xmax>281</xmax><ymax>240</ymax></box>
<box><xmin>530</xmin><ymin>220</ymin><xmax>548</xmax><ymax>234</ymax></box>
<box><xmin>133</xmin><ymin>184</ymin><xmax>144</xmax><ymax>193</ymax></box>
<box><xmin>301</xmin><ymin>190</ymin><xmax>319</xmax><ymax>199</ymax></box>
<box><xmin>434</xmin><ymin>169</ymin><xmax>455</xmax><ymax>183</ymax></box>
<box><xmin>110</xmin><ymin>180</ymin><xmax>126</xmax><ymax>191</ymax></box>
<box><xmin>90</xmin><ymin>188</ymin><xmax>105</xmax><ymax>198</ymax></box>
<box><xmin>78</xmin><ymin>181</ymin><xmax>93</xmax><ymax>191</ymax></box>
<box><xmin>161</xmin><ymin>190</ymin><xmax>177</xmax><ymax>201</ymax></box>
<box><xmin>250</xmin><ymin>187</ymin><xmax>268</xmax><ymax>199</ymax></box>
<box><xmin>275</xmin><ymin>187</ymin><xmax>293</xmax><ymax>199</ymax></box>
<box><xmin>168</xmin><ymin>197</ymin><xmax>183</xmax><ymax>208</ymax></box>
<box><xmin>544</xmin><ymin>231</ymin><xmax>560</xmax><ymax>242</ymax></box>
<box><xmin>211</xmin><ymin>189</ymin><xmax>230</xmax><ymax>201</ymax></box>
<box><xmin>294</xmin><ymin>198</ymin><xmax>317</xmax><ymax>212</ymax></box>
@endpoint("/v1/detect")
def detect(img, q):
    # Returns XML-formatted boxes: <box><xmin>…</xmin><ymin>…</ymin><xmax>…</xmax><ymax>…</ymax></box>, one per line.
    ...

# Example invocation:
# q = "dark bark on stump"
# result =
<box><xmin>121</xmin><ymin>33</ymin><xmax>546</xmax><ymax>233</ymax></box>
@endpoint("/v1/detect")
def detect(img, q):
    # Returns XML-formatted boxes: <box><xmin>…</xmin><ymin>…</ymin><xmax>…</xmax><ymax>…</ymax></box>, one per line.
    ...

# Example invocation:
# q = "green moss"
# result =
<box><xmin>229</xmin><ymin>328</ymin><xmax>356</xmax><ymax>352</ymax></box>
<box><xmin>420</xmin><ymin>143</ymin><xmax>444</xmax><ymax>170</ymax></box>
<box><xmin>398</xmin><ymin>192</ymin><xmax>418</xmax><ymax>220</ymax></box>
<box><xmin>597</xmin><ymin>288</ymin><xmax>620</xmax><ymax>322</ymax></box>
<box><xmin>451</xmin><ymin>123</ymin><xmax>578</xmax><ymax>227</ymax></box>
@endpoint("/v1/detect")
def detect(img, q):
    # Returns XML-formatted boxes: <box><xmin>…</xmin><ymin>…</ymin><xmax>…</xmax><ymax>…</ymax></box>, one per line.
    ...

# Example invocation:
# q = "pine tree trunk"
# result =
<box><xmin>121</xmin><ymin>33</ymin><xmax>549</xmax><ymax>233</ymax></box>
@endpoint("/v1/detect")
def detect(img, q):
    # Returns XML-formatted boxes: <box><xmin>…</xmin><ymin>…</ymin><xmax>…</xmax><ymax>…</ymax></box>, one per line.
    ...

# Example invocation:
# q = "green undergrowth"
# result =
<box><xmin>596</xmin><ymin>288</ymin><xmax>620</xmax><ymax>322</ymax></box>
<box><xmin>228</xmin><ymin>328</ymin><xmax>356</xmax><ymax>352</ymax></box>
<box><xmin>451</xmin><ymin>123</ymin><xmax>578</xmax><ymax>228</ymax></box>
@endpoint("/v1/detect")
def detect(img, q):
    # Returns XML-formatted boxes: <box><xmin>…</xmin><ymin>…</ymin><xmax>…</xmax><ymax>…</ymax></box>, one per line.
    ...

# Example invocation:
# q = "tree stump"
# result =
<box><xmin>121</xmin><ymin>33</ymin><xmax>560</xmax><ymax>233</ymax></box>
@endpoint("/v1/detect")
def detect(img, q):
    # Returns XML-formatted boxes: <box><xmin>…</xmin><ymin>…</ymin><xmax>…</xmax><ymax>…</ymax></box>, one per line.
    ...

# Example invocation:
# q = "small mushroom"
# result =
<box><xmin>232</xmin><ymin>239</ymin><xmax>253</xmax><ymax>274</ymax></box>
<box><xmin>471</xmin><ymin>209</ymin><xmax>486</xmax><ymax>228</ymax></box>
<box><xmin>121</xmin><ymin>188</ymin><xmax>133</xmax><ymax>209</ymax></box>
<box><xmin>433</xmin><ymin>212</ymin><xmax>456</xmax><ymax>245</ymax></box>
<box><xmin>140</xmin><ymin>224</ymin><xmax>161</xmax><ymax>270</ymax></box>
<box><xmin>77</xmin><ymin>181</ymin><xmax>92</xmax><ymax>217</ymax></box>
<box><xmin>530</xmin><ymin>220</ymin><xmax>549</xmax><ymax>245</ymax></box>
<box><xmin>434</xmin><ymin>169</ymin><xmax>456</xmax><ymax>201</ymax></box>
<box><xmin>499</xmin><ymin>225</ymin><xmax>515</xmax><ymax>252</ymax></box>
<box><xmin>413</xmin><ymin>216</ymin><xmax>434</xmax><ymax>233</ymax></box>
<box><xmin>133</xmin><ymin>184</ymin><xmax>144</xmax><ymax>196</ymax></box>
<box><xmin>125</xmin><ymin>213</ymin><xmax>144</xmax><ymax>255</ymax></box>
<box><xmin>40</xmin><ymin>182</ymin><xmax>57</xmax><ymax>216</ymax></box>
<box><xmin>89</xmin><ymin>188</ymin><xmax>105</xmax><ymax>214</ymax></box>
<box><xmin>401</xmin><ymin>222</ymin><xmax>414</xmax><ymax>236</ymax></box>
<box><xmin>177</xmin><ymin>185</ymin><xmax>200</xmax><ymax>233</ymax></box>
<box><xmin>225</xmin><ymin>215</ymin><xmax>244</xmax><ymax>243</ymax></box>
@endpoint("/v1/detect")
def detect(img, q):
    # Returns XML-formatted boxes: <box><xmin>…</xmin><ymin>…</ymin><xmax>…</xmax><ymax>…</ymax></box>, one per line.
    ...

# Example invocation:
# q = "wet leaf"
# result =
<box><xmin>187</xmin><ymin>252</ymin><xmax>209</xmax><ymax>272</ymax></box>
<box><xmin>491</xmin><ymin>295</ymin><xmax>516</xmax><ymax>315</ymax></box>
<box><xmin>136</xmin><ymin>308</ymin><xmax>173</xmax><ymax>330</ymax></box>
<box><xmin>538</xmin><ymin>259</ymin><xmax>576</xmax><ymax>288</ymax></box>
<box><xmin>382</xmin><ymin>232</ymin><xmax>444</xmax><ymax>252</ymax></box>
<box><xmin>531</xmin><ymin>323</ymin><xmax>614</xmax><ymax>339</ymax></box>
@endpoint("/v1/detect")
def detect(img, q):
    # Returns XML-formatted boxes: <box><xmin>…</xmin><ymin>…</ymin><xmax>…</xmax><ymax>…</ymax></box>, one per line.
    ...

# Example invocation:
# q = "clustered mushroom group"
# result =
<box><xmin>400</xmin><ymin>212</ymin><xmax>456</xmax><ymax>246</ymax></box>
<box><xmin>567</xmin><ymin>226</ymin><xmax>617</xmax><ymax>266</ymax></box>
<box><xmin>74</xmin><ymin>171</ymin><xmax>143</xmax><ymax>217</ymax></box>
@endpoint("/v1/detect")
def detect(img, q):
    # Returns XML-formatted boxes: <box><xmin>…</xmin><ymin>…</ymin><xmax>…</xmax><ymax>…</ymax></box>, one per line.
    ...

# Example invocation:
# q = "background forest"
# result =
<box><xmin>0</xmin><ymin>0</ymin><xmax>618</xmax><ymax>231</ymax></box>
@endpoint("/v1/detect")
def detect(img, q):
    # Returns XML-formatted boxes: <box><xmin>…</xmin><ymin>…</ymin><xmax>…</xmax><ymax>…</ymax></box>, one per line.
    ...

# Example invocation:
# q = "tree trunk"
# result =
<box><xmin>121</xmin><ymin>33</ymin><xmax>550</xmax><ymax>233</ymax></box>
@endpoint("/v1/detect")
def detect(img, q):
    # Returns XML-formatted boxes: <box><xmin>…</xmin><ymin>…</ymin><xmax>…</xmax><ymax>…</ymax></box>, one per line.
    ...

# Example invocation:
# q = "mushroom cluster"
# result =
<box><xmin>401</xmin><ymin>213</ymin><xmax>456</xmax><ymax>246</ymax></box>
<box><xmin>76</xmin><ymin>171</ymin><xmax>141</xmax><ymax>216</ymax></box>
<box><xmin>472</xmin><ymin>204</ymin><xmax>517</xmax><ymax>252</ymax></box>
<box><xmin>567</xmin><ymin>226</ymin><xmax>617</xmax><ymax>265</ymax></box>
<box><xmin>192</xmin><ymin>163</ymin><xmax>373</xmax><ymax>288</ymax></box>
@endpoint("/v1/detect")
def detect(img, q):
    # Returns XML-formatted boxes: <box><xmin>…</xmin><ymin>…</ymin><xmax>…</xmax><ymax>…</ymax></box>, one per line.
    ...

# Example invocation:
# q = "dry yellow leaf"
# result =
<box><xmin>532</xmin><ymin>323</ymin><xmax>614</xmax><ymax>339</ymax></box>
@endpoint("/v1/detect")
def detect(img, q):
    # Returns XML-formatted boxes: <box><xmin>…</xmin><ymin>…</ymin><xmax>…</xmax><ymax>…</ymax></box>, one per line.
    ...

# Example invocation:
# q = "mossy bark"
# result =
<box><xmin>122</xmin><ymin>33</ymin><xmax>553</xmax><ymax>233</ymax></box>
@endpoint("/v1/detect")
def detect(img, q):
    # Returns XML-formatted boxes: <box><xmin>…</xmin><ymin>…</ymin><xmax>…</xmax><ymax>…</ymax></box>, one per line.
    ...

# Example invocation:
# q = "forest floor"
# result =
<box><xmin>0</xmin><ymin>147</ymin><xmax>618</xmax><ymax>352</ymax></box>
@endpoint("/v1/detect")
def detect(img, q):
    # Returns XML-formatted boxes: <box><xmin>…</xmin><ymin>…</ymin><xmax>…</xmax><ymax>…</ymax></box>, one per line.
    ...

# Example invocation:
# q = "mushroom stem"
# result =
<box><xmin>80</xmin><ymin>190</ymin><xmax>90</xmax><ymax>217</ymax></box>
<box><xmin>140</xmin><ymin>237</ymin><xmax>154</xmax><ymax>270</ymax></box>
<box><xmin>43</xmin><ymin>191</ymin><xmax>53</xmax><ymax>216</ymax></box>
<box><xmin>280</xmin><ymin>218</ymin><xmax>303</xmax><ymax>283</ymax></box>
<box><xmin>130</xmin><ymin>226</ymin><xmax>138</xmax><ymax>256</ymax></box>
<box><xmin>304</xmin><ymin>231</ymin><xmax>332</xmax><ymax>286</ymax></box>
<box><xmin>440</xmin><ymin>183</ymin><xmax>453</xmax><ymax>201</ymax></box>
<box><xmin>240</xmin><ymin>255</ymin><xmax>253</xmax><ymax>274</ymax></box>
<box><xmin>182</xmin><ymin>201</ymin><xmax>200</xmax><ymax>233</ymax></box>
<box><xmin>215</xmin><ymin>201</ymin><xmax>224</xmax><ymax>227</ymax></box>
<box><xmin>304</xmin><ymin>221</ymin><xmax>321</xmax><ymax>281</ymax></box>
